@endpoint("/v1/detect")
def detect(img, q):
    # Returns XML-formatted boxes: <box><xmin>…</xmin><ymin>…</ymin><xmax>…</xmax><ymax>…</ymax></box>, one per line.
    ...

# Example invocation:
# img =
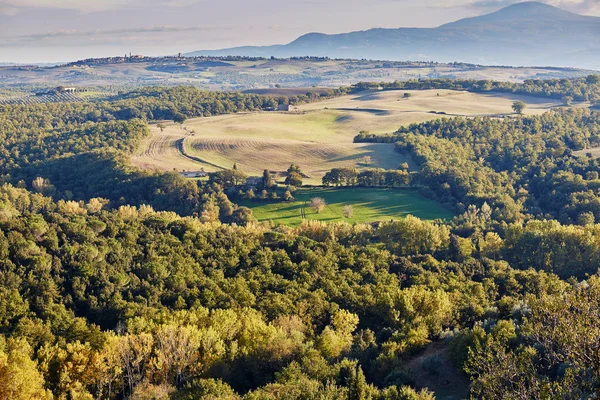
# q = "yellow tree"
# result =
<box><xmin>38</xmin><ymin>341</ymin><xmax>97</xmax><ymax>400</ymax></box>
<box><xmin>117</xmin><ymin>333</ymin><xmax>154</xmax><ymax>395</ymax></box>
<box><xmin>153</xmin><ymin>324</ymin><xmax>202</xmax><ymax>386</ymax></box>
<box><xmin>93</xmin><ymin>334</ymin><xmax>124</xmax><ymax>399</ymax></box>
<box><xmin>0</xmin><ymin>337</ymin><xmax>52</xmax><ymax>400</ymax></box>
<box><xmin>317</xmin><ymin>310</ymin><xmax>359</xmax><ymax>359</ymax></box>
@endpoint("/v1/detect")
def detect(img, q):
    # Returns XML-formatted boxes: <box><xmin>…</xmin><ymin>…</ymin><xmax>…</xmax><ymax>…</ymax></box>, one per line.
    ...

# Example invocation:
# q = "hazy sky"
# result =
<box><xmin>1</xmin><ymin>0</ymin><xmax>599</xmax><ymax>63</ymax></box>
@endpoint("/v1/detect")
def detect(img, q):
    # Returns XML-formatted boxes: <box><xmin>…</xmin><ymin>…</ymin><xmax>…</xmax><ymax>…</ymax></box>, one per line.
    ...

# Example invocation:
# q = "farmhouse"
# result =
<box><xmin>58</xmin><ymin>87</ymin><xmax>77</xmax><ymax>93</ymax></box>
<box><xmin>278</xmin><ymin>104</ymin><xmax>298</xmax><ymax>112</ymax></box>
<box><xmin>245</xmin><ymin>176</ymin><xmax>263</xmax><ymax>188</ymax></box>
<box><xmin>180</xmin><ymin>170</ymin><xmax>207</xmax><ymax>178</ymax></box>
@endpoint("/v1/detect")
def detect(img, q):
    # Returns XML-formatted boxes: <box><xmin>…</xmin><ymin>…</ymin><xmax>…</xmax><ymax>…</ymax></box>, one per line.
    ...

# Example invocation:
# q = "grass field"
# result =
<box><xmin>132</xmin><ymin>89</ymin><xmax>564</xmax><ymax>184</ymax></box>
<box><xmin>573</xmin><ymin>147</ymin><xmax>600</xmax><ymax>158</ymax></box>
<box><xmin>239</xmin><ymin>187</ymin><xmax>454</xmax><ymax>226</ymax></box>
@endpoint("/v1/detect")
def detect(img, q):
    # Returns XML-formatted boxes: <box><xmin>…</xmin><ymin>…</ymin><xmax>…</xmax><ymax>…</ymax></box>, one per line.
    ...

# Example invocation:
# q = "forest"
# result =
<box><xmin>2</xmin><ymin>79</ymin><xmax>600</xmax><ymax>399</ymax></box>
<box><xmin>356</xmin><ymin>108</ymin><xmax>600</xmax><ymax>226</ymax></box>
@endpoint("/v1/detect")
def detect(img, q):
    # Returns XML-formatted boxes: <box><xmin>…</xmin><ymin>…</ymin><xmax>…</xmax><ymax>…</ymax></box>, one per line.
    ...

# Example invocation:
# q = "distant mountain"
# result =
<box><xmin>186</xmin><ymin>2</ymin><xmax>600</xmax><ymax>69</ymax></box>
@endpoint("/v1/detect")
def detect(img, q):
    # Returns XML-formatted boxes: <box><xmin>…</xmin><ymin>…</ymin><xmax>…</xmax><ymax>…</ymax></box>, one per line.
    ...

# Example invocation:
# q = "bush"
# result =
<box><xmin>342</xmin><ymin>205</ymin><xmax>354</xmax><ymax>218</ymax></box>
<box><xmin>310</xmin><ymin>197</ymin><xmax>326</xmax><ymax>213</ymax></box>
<box><xmin>420</xmin><ymin>355</ymin><xmax>443</xmax><ymax>376</ymax></box>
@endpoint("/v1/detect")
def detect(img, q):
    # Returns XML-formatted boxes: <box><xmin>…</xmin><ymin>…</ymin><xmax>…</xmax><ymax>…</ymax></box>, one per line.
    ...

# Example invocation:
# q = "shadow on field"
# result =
<box><xmin>334</xmin><ymin>108</ymin><xmax>391</xmax><ymax>116</ymax></box>
<box><xmin>334</xmin><ymin>114</ymin><xmax>354</xmax><ymax>123</ymax></box>
<box><xmin>271</xmin><ymin>204</ymin><xmax>303</xmax><ymax>212</ymax></box>
<box><xmin>351</xmin><ymin>92</ymin><xmax>385</xmax><ymax>102</ymax></box>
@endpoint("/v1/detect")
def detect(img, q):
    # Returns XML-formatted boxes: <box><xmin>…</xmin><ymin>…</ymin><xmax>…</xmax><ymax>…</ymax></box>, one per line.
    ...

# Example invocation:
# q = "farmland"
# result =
<box><xmin>239</xmin><ymin>187</ymin><xmax>455</xmax><ymax>225</ymax></box>
<box><xmin>131</xmin><ymin>89</ymin><xmax>563</xmax><ymax>184</ymax></box>
<box><xmin>0</xmin><ymin>57</ymin><xmax>595</xmax><ymax>93</ymax></box>
<box><xmin>0</xmin><ymin>92</ymin><xmax>85</xmax><ymax>105</ymax></box>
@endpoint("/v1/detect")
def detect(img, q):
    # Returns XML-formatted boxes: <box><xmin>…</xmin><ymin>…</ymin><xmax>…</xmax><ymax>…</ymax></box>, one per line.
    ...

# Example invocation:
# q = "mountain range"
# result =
<box><xmin>186</xmin><ymin>2</ymin><xmax>600</xmax><ymax>69</ymax></box>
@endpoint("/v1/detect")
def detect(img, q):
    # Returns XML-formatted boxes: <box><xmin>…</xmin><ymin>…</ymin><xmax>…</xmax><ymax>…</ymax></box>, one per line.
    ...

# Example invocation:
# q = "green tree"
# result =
<box><xmin>262</xmin><ymin>170</ymin><xmax>275</xmax><ymax>189</ymax></box>
<box><xmin>285</xmin><ymin>172</ymin><xmax>303</xmax><ymax>187</ymax></box>
<box><xmin>512</xmin><ymin>101</ymin><xmax>526</xmax><ymax>114</ymax></box>
<box><xmin>283</xmin><ymin>190</ymin><xmax>294</xmax><ymax>201</ymax></box>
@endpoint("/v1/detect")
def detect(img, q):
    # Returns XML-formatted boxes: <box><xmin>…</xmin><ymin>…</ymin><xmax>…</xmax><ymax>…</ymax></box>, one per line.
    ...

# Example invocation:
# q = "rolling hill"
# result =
<box><xmin>187</xmin><ymin>2</ymin><xmax>600</xmax><ymax>69</ymax></box>
<box><xmin>131</xmin><ymin>89</ymin><xmax>564</xmax><ymax>184</ymax></box>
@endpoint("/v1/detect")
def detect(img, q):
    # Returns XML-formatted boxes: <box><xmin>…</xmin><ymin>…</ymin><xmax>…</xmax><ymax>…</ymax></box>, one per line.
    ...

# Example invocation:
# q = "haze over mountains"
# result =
<box><xmin>187</xmin><ymin>2</ymin><xmax>600</xmax><ymax>69</ymax></box>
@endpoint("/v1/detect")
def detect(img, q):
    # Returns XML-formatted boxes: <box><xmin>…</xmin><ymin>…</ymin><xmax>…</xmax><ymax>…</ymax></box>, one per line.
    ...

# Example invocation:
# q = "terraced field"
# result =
<box><xmin>131</xmin><ymin>89</ymin><xmax>564</xmax><ymax>183</ymax></box>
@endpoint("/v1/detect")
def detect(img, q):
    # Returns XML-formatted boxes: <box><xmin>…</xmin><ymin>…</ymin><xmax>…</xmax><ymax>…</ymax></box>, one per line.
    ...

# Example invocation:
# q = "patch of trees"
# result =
<box><xmin>110</xmin><ymin>86</ymin><xmax>282</xmax><ymax>121</ymax></box>
<box><xmin>463</xmin><ymin>278</ymin><xmax>600</xmax><ymax>398</ymax></box>
<box><xmin>322</xmin><ymin>168</ymin><xmax>411</xmax><ymax>188</ymax></box>
<box><xmin>212</xmin><ymin>164</ymin><xmax>304</xmax><ymax>204</ymax></box>
<box><xmin>352</xmin><ymin>75</ymin><xmax>600</xmax><ymax>103</ymax></box>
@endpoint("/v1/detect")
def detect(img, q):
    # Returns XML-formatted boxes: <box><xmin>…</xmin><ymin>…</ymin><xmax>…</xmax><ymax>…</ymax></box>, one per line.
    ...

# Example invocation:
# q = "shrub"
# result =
<box><xmin>310</xmin><ymin>197</ymin><xmax>326</xmax><ymax>213</ymax></box>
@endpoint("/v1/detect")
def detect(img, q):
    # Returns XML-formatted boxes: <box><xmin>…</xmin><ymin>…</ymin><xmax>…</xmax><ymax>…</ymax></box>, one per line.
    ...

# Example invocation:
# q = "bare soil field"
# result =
<box><xmin>131</xmin><ymin>89</ymin><xmax>564</xmax><ymax>183</ymax></box>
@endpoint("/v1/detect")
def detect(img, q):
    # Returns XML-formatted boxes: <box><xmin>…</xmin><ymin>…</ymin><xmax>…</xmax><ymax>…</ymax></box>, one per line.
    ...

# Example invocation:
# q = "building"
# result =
<box><xmin>180</xmin><ymin>170</ymin><xmax>207</xmax><ymax>178</ymax></box>
<box><xmin>278</xmin><ymin>104</ymin><xmax>298</xmax><ymax>112</ymax></box>
<box><xmin>58</xmin><ymin>87</ymin><xmax>77</xmax><ymax>93</ymax></box>
<box><xmin>245</xmin><ymin>176</ymin><xmax>263</xmax><ymax>188</ymax></box>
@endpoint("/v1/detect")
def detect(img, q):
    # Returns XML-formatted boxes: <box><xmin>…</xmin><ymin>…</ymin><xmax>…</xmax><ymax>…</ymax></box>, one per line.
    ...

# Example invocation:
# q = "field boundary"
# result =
<box><xmin>176</xmin><ymin>138</ymin><xmax>225</xmax><ymax>170</ymax></box>
<box><xmin>301</xmin><ymin>201</ymin><xmax>307</xmax><ymax>219</ymax></box>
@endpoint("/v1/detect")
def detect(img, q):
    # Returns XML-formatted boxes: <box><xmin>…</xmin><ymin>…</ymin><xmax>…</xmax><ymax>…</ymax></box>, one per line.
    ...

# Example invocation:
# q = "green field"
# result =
<box><xmin>240</xmin><ymin>187</ymin><xmax>454</xmax><ymax>226</ymax></box>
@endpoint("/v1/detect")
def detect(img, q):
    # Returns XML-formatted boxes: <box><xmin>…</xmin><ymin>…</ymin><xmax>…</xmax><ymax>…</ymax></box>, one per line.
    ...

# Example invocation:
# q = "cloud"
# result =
<box><xmin>458</xmin><ymin>0</ymin><xmax>600</xmax><ymax>15</ymax></box>
<box><xmin>0</xmin><ymin>0</ymin><xmax>207</xmax><ymax>13</ymax></box>
<box><xmin>431</xmin><ymin>0</ymin><xmax>600</xmax><ymax>14</ymax></box>
<box><xmin>0</xmin><ymin>25</ymin><xmax>218</xmax><ymax>45</ymax></box>
<box><xmin>550</xmin><ymin>0</ymin><xmax>600</xmax><ymax>14</ymax></box>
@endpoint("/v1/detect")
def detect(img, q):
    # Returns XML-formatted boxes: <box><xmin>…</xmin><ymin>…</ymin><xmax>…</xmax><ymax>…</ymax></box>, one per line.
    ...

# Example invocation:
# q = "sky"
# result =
<box><xmin>1</xmin><ymin>0</ymin><xmax>599</xmax><ymax>63</ymax></box>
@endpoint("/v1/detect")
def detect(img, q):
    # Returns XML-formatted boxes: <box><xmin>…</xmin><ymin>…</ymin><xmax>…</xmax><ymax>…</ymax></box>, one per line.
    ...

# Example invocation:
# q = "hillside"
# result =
<box><xmin>2</xmin><ymin>57</ymin><xmax>593</xmax><ymax>95</ymax></box>
<box><xmin>188</xmin><ymin>2</ymin><xmax>600</xmax><ymax>69</ymax></box>
<box><xmin>131</xmin><ymin>89</ymin><xmax>563</xmax><ymax>184</ymax></box>
<box><xmin>4</xmin><ymin>77</ymin><xmax>600</xmax><ymax>399</ymax></box>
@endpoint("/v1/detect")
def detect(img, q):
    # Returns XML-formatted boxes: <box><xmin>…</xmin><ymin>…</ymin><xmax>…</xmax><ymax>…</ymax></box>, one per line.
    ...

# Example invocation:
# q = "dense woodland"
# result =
<box><xmin>2</xmin><ymin>79</ymin><xmax>600</xmax><ymax>398</ymax></box>
<box><xmin>356</xmin><ymin>107</ymin><xmax>600</xmax><ymax>226</ymax></box>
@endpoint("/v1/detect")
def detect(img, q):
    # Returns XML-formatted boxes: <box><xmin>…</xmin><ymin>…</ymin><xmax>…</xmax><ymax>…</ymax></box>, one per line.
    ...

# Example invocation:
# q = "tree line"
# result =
<box><xmin>351</xmin><ymin>75</ymin><xmax>600</xmax><ymax>104</ymax></box>
<box><xmin>322</xmin><ymin>168</ymin><xmax>411</xmax><ymax>188</ymax></box>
